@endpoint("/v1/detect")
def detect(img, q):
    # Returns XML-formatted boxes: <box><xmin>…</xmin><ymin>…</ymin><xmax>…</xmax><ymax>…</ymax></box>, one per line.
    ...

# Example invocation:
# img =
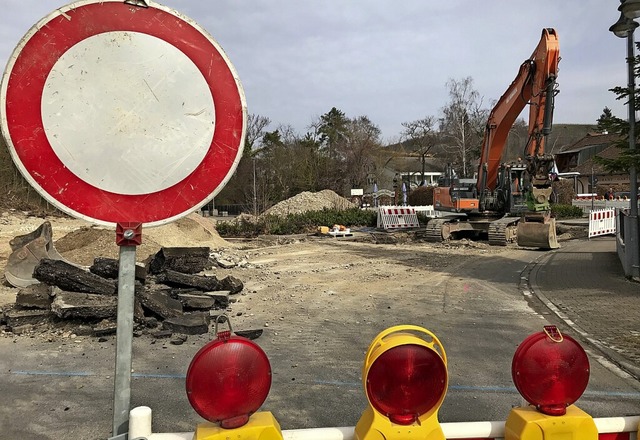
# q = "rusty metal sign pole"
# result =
<box><xmin>111</xmin><ymin>223</ymin><xmax>143</xmax><ymax>439</ymax></box>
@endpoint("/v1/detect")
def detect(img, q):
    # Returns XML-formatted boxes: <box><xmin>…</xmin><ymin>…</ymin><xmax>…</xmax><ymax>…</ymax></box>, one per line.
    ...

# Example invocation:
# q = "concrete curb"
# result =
<box><xmin>520</xmin><ymin>242</ymin><xmax>640</xmax><ymax>381</ymax></box>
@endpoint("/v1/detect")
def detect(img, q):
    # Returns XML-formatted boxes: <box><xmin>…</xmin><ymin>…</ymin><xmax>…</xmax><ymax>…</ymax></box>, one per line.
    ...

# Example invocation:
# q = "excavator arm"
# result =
<box><xmin>477</xmin><ymin>28</ymin><xmax>559</xmax><ymax>197</ymax></box>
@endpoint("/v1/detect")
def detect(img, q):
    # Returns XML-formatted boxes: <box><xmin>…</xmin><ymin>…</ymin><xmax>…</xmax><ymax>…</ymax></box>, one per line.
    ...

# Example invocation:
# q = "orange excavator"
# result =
<box><xmin>428</xmin><ymin>28</ymin><xmax>560</xmax><ymax>249</ymax></box>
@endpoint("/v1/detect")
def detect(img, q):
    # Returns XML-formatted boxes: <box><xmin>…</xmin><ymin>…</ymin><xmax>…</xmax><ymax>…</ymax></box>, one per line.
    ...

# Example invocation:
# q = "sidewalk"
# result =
<box><xmin>529</xmin><ymin>235</ymin><xmax>640</xmax><ymax>379</ymax></box>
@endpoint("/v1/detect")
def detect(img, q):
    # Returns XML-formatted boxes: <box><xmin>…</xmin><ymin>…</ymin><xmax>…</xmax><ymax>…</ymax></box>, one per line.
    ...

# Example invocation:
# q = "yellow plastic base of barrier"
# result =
<box><xmin>505</xmin><ymin>405</ymin><xmax>598</xmax><ymax>440</ymax></box>
<box><xmin>194</xmin><ymin>411</ymin><xmax>283</xmax><ymax>440</ymax></box>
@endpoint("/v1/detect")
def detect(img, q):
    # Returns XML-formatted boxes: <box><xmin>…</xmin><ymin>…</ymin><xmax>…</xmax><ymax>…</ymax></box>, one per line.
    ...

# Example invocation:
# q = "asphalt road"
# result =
<box><xmin>1</xmin><ymin>245</ymin><xmax>639</xmax><ymax>439</ymax></box>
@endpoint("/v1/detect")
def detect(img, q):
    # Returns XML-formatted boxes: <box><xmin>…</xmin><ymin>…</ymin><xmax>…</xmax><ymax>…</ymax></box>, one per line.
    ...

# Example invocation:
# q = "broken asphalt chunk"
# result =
<box><xmin>162</xmin><ymin>313</ymin><xmax>209</xmax><ymax>335</ymax></box>
<box><xmin>177</xmin><ymin>293</ymin><xmax>216</xmax><ymax>310</ymax></box>
<box><xmin>93</xmin><ymin>319</ymin><xmax>117</xmax><ymax>336</ymax></box>
<box><xmin>201</xmin><ymin>291</ymin><xmax>230</xmax><ymax>308</ymax></box>
<box><xmin>15</xmin><ymin>283</ymin><xmax>53</xmax><ymax>309</ymax></box>
<box><xmin>151</xmin><ymin>329</ymin><xmax>172</xmax><ymax>339</ymax></box>
<box><xmin>219</xmin><ymin>275</ymin><xmax>243</xmax><ymax>294</ymax></box>
<box><xmin>4</xmin><ymin>307</ymin><xmax>51</xmax><ymax>329</ymax></box>
<box><xmin>138</xmin><ymin>288</ymin><xmax>183</xmax><ymax>320</ymax></box>
<box><xmin>51</xmin><ymin>291</ymin><xmax>117</xmax><ymax>319</ymax></box>
<box><xmin>90</xmin><ymin>257</ymin><xmax>147</xmax><ymax>283</ymax></box>
<box><xmin>147</xmin><ymin>247</ymin><xmax>212</xmax><ymax>275</ymax></box>
<box><xmin>155</xmin><ymin>269</ymin><xmax>219</xmax><ymax>291</ymax></box>
<box><xmin>33</xmin><ymin>259</ymin><xmax>117</xmax><ymax>295</ymax></box>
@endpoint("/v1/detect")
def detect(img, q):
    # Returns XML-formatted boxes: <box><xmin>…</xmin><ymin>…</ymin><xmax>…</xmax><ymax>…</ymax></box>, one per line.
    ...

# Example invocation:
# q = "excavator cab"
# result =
<box><xmin>493</xmin><ymin>163</ymin><xmax>528</xmax><ymax>214</ymax></box>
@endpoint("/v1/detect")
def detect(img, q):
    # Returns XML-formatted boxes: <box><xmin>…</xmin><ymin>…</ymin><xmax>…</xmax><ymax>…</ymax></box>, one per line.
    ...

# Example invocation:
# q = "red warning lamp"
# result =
<box><xmin>512</xmin><ymin>325</ymin><xmax>589</xmax><ymax>416</ymax></box>
<box><xmin>505</xmin><ymin>325</ymin><xmax>598</xmax><ymax>440</ymax></box>
<box><xmin>355</xmin><ymin>325</ymin><xmax>448</xmax><ymax>440</ymax></box>
<box><xmin>185</xmin><ymin>316</ymin><xmax>283</xmax><ymax>440</ymax></box>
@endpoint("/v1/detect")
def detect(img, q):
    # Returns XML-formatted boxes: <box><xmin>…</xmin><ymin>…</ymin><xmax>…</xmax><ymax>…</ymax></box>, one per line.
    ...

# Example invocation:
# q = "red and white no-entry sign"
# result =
<box><xmin>0</xmin><ymin>0</ymin><xmax>246</xmax><ymax>227</ymax></box>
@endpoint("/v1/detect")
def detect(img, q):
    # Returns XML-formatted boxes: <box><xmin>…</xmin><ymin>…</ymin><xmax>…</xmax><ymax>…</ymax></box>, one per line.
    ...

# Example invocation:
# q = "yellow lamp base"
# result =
<box><xmin>194</xmin><ymin>411</ymin><xmax>283</xmax><ymax>440</ymax></box>
<box><xmin>505</xmin><ymin>405</ymin><xmax>598</xmax><ymax>440</ymax></box>
<box><xmin>354</xmin><ymin>406</ymin><xmax>445</xmax><ymax>440</ymax></box>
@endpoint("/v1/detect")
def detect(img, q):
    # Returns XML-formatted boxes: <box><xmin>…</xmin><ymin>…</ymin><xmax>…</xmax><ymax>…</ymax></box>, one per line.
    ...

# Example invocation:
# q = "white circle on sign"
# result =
<box><xmin>41</xmin><ymin>31</ymin><xmax>215</xmax><ymax>195</ymax></box>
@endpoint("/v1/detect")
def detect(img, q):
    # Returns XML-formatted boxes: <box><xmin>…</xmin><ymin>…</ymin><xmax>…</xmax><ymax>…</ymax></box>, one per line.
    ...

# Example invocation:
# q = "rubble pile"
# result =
<box><xmin>1</xmin><ymin>247</ymin><xmax>249</xmax><ymax>339</ymax></box>
<box><xmin>262</xmin><ymin>189</ymin><xmax>357</xmax><ymax>217</ymax></box>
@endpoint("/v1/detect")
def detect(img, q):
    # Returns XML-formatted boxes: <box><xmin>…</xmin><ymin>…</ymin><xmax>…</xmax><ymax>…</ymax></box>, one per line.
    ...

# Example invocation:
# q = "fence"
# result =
<box><xmin>376</xmin><ymin>206</ymin><xmax>420</xmax><ymax>230</ymax></box>
<box><xmin>589</xmin><ymin>208</ymin><xmax>617</xmax><ymax>238</ymax></box>
<box><xmin>572</xmin><ymin>198</ymin><xmax>639</xmax><ymax>215</ymax></box>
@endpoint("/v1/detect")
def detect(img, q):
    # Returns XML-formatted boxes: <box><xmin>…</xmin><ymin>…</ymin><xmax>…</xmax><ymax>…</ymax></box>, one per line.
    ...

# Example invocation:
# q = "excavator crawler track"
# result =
<box><xmin>488</xmin><ymin>217</ymin><xmax>519</xmax><ymax>246</ymax></box>
<box><xmin>424</xmin><ymin>218</ymin><xmax>451</xmax><ymax>243</ymax></box>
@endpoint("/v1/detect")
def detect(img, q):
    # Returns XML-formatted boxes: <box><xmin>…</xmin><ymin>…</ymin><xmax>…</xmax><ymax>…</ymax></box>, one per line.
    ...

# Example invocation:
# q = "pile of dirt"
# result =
<box><xmin>51</xmin><ymin>214</ymin><xmax>230</xmax><ymax>267</ymax></box>
<box><xmin>262</xmin><ymin>190</ymin><xmax>357</xmax><ymax>217</ymax></box>
<box><xmin>54</xmin><ymin>228</ymin><xmax>163</xmax><ymax>267</ymax></box>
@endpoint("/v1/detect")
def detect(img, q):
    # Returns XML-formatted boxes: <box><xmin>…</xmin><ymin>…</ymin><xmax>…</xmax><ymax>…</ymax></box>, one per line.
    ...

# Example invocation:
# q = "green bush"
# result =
<box><xmin>550</xmin><ymin>203</ymin><xmax>584</xmax><ymax>219</ymax></box>
<box><xmin>216</xmin><ymin>208</ymin><xmax>378</xmax><ymax>237</ymax></box>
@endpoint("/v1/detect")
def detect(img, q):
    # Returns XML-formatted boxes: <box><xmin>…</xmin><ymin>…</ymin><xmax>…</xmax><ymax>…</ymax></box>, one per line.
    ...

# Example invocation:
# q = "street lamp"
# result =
<box><xmin>620</xmin><ymin>0</ymin><xmax>640</xmax><ymax>19</ymax></box>
<box><xmin>610</xmin><ymin>0</ymin><xmax>640</xmax><ymax>278</ymax></box>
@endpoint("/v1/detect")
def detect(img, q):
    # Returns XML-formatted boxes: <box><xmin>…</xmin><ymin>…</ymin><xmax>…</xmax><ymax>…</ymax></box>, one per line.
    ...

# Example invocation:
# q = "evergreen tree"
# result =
<box><xmin>596</xmin><ymin>106</ymin><xmax>615</xmax><ymax>133</ymax></box>
<box><xmin>594</xmin><ymin>46</ymin><xmax>640</xmax><ymax>173</ymax></box>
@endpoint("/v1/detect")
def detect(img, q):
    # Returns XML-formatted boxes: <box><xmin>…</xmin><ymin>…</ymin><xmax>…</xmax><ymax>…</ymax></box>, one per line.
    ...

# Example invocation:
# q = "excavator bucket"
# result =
<box><xmin>5</xmin><ymin>221</ymin><xmax>68</xmax><ymax>287</ymax></box>
<box><xmin>516</xmin><ymin>215</ymin><xmax>560</xmax><ymax>250</ymax></box>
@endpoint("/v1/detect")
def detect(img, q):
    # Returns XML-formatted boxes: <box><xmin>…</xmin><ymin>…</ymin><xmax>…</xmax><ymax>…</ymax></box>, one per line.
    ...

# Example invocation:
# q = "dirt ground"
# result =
<box><xmin>0</xmin><ymin>210</ymin><xmax>587</xmax><ymax>340</ymax></box>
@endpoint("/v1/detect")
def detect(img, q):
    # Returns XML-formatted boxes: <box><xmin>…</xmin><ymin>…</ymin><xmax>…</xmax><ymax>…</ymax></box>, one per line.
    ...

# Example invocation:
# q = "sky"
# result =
<box><xmin>0</xmin><ymin>0</ymin><xmax>633</xmax><ymax>143</ymax></box>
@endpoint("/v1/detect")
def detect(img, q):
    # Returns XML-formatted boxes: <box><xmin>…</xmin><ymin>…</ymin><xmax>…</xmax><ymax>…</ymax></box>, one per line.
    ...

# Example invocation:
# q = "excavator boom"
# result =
<box><xmin>478</xmin><ymin>28</ymin><xmax>559</xmax><ymax>196</ymax></box>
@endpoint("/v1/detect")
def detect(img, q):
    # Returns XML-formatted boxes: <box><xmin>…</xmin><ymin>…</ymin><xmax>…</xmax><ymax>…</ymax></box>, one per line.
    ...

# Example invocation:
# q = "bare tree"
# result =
<box><xmin>439</xmin><ymin>77</ymin><xmax>486</xmax><ymax>177</ymax></box>
<box><xmin>245</xmin><ymin>114</ymin><xmax>271</xmax><ymax>154</ymax></box>
<box><xmin>216</xmin><ymin>114</ymin><xmax>271</xmax><ymax>210</ymax></box>
<box><xmin>342</xmin><ymin>116</ymin><xmax>382</xmax><ymax>191</ymax></box>
<box><xmin>401</xmin><ymin>116</ymin><xmax>438</xmax><ymax>185</ymax></box>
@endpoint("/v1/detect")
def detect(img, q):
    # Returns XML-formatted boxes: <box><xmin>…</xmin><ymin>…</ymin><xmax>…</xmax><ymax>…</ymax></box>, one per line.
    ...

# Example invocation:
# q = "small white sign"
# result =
<box><xmin>351</xmin><ymin>188</ymin><xmax>364</xmax><ymax>196</ymax></box>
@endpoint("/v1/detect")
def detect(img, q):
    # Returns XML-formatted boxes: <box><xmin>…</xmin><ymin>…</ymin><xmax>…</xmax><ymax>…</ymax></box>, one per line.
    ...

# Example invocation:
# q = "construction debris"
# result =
<box><xmin>163</xmin><ymin>313</ymin><xmax>209</xmax><ymax>335</ymax></box>
<box><xmin>155</xmin><ymin>269</ymin><xmax>220</xmax><ymax>291</ymax></box>
<box><xmin>147</xmin><ymin>247</ymin><xmax>212</xmax><ymax>275</ymax></box>
<box><xmin>89</xmin><ymin>257</ymin><xmax>147</xmax><ymax>282</ymax></box>
<box><xmin>2</xmin><ymin>246</ymin><xmax>251</xmax><ymax>338</ymax></box>
<box><xmin>33</xmin><ymin>259</ymin><xmax>117</xmax><ymax>295</ymax></box>
<box><xmin>138</xmin><ymin>288</ymin><xmax>184</xmax><ymax>320</ymax></box>
<box><xmin>15</xmin><ymin>284</ymin><xmax>52</xmax><ymax>309</ymax></box>
<box><xmin>50</xmin><ymin>291</ymin><xmax>118</xmax><ymax>319</ymax></box>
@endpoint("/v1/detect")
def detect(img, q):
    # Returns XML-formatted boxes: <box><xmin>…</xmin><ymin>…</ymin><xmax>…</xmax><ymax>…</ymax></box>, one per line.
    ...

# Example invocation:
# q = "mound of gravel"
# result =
<box><xmin>262</xmin><ymin>190</ymin><xmax>357</xmax><ymax>217</ymax></box>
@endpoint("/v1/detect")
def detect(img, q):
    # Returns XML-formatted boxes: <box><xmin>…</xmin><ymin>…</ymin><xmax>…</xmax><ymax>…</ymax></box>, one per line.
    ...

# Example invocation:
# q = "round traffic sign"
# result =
<box><xmin>0</xmin><ymin>0</ymin><xmax>246</xmax><ymax>227</ymax></box>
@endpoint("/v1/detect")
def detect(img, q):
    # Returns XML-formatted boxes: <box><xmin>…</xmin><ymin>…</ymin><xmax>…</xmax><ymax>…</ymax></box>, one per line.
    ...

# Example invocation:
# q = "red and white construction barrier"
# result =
<box><xmin>589</xmin><ymin>208</ymin><xmax>617</xmax><ymax>238</ymax></box>
<box><xmin>377</xmin><ymin>206</ymin><xmax>420</xmax><ymax>230</ymax></box>
<box><xmin>128</xmin><ymin>407</ymin><xmax>640</xmax><ymax>440</ymax></box>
